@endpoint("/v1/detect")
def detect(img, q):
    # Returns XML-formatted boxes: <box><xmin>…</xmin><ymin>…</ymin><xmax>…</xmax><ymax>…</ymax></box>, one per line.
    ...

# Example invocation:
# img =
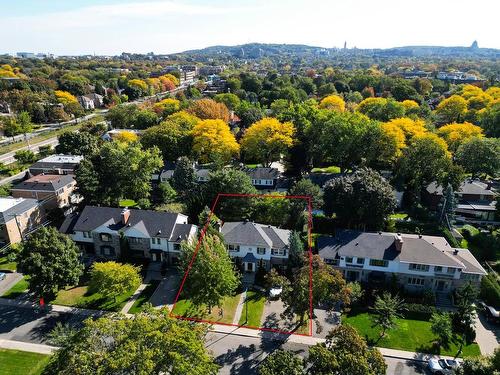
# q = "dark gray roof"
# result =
<box><xmin>426</xmin><ymin>180</ymin><xmax>496</xmax><ymax>196</ymax></box>
<box><xmin>317</xmin><ymin>230</ymin><xmax>463</xmax><ymax>268</ymax></box>
<box><xmin>0</xmin><ymin>197</ymin><xmax>39</xmax><ymax>224</ymax></box>
<box><xmin>449</xmin><ymin>248</ymin><xmax>487</xmax><ymax>275</ymax></box>
<box><xmin>171</xmin><ymin>223</ymin><xmax>197</xmax><ymax>242</ymax></box>
<box><xmin>221</xmin><ymin>221</ymin><xmax>290</xmax><ymax>249</ymax></box>
<box><xmin>29</xmin><ymin>155</ymin><xmax>82</xmax><ymax>174</ymax></box>
<box><xmin>66</xmin><ymin>206</ymin><xmax>193</xmax><ymax>240</ymax></box>
<box><xmin>12</xmin><ymin>174</ymin><xmax>75</xmax><ymax>192</ymax></box>
<box><xmin>245</xmin><ymin>167</ymin><xmax>280</xmax><ymax>180</ymax></box>
<box><xmin>306</xmin><ymin>173</ymin><xmax>343</xmax><ymax>188</ymax></box>
<box><xmin>242</xmin><ymin>252</ymin><xmax>258</xmax><ymax>262</ymax></box>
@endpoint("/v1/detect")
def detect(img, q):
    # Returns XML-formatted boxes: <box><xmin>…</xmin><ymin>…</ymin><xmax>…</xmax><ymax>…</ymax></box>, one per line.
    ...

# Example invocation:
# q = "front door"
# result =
<box><xmin>436</xmin><ymin>280</ymin><xmax>445</xmax><ymax>291</ymax></box>
<box><xmin>246</xmin><ymin>262</ymin><xmax>254</xmax><ymax>272</ymax></box>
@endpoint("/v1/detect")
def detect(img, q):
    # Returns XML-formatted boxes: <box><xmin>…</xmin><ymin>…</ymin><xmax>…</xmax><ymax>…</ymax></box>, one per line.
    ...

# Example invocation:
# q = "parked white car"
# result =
<box><xmin>428</xmin><ymin>358</ymin><xmax>459</xmax><ymax>374</ymax></box>
<box><xmin>0</xmin><ymin>272</ymin><xmax>6</xmax><ymax>281</ymax></box>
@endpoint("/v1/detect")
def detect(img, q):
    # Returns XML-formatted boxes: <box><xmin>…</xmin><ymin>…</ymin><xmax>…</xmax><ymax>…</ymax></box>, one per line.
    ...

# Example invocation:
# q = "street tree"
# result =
<box><xmin>89</xmin><ymin>261</ymin><xmax>141</xmax><ymax>302</ymax></box>
<box><xmin>43</xmin><ymin>307</ymin><xmax>219</xmax><ymax>375</ymax></box>
<box><xmin>191</xmin><ymin>119</ymin><xmax>239</xmax><ymax>163</ymax></box>
<box><xmin>14</xmin><ymin>149</ymin><xmax>36</xmax><ymax>164</ymax></box>
<box><xmin>258</xmin><ymin>350</ymin><xmax>304</xmax><ymax>375</ymax></box>
<box><xmin>178</xmin><ymin>234</ymin><xmax>240</xmax><ymax>313</ymax></box>
<box><xmin>307</xmin><ymin>325</ymin><xmax>387</xmax><ymax>375</ymax></box>
<box><xmin>430</xmin><ymin>312</ymin><xmax>453</xmax><ymax>348</ymax></box>
<box><xmin>456</xmin><ymin>137</ymin><xmax>500</xmax><ymax>178</ymax></box>
<box><xmin>323</xmin><ymin>168</ymin><xmax>396</xmax><ymax>230</ymax></box>
<box><xmin>370</xmin><ymin>292</ymin><xmax>406</xmax><ymax>337</ymax></box>
<box><xmin>240</xmin><ymin>117</ymin><xmax>295</xmax><ymax>167</ymax></box>
<box><xmin>17</xmin><ymin>227</ymin><xmax>83</xmax><ymax>300</ymax></box>
<box><xmin>2</xmin><ymin>111</ymin><xmax>33</xmax><ymax>137</ymax></box>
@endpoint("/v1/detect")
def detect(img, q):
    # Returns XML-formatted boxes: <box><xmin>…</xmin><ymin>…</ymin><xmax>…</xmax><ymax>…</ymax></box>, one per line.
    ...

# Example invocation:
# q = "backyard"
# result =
<box><xmin>0</xmin><ymin>349</ymin><xmax>50</xmax><ymax>375</ymax></box>
<box><xmin>343</xmin><ymin>311</ymin><xmax>481</xmax><ymax>358</ymax></box>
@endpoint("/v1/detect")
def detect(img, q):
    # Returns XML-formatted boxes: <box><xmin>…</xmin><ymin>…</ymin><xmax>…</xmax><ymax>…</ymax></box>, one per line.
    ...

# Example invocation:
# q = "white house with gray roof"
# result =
<box><xmin>317</xmin><ymin>230</ymin><xmax>486</xmax><ymax>293</ymax></box>
<box><xmin>60</xmin><ymin>206</ymin><xmax>197</xmax><ymax>263</ymax></box>
<box><xmin>221</xmin><ymin>221</ymin><xmax>290</xmax><ymax>272</ymax></box>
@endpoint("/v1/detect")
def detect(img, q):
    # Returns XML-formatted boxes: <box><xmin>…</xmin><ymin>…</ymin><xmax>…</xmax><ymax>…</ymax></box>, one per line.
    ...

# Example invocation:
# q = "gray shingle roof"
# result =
<box><xmin>221</xmin><ymin>221</ymin><xmax>290</xmax><ymax>249</ymax></box>
<box><xmin>66</xmin><ymin>206</ymin><xmax>193</xmax><ymax>240</ymax></box>
<box><xmin>0</xmin><ymin>197</ymin><xmax>39</xmax><ymax>224</ymax></box>
<box><xmin>449</xmin><ymin>248</ymin><xmax>487</xmax><ymax>275</ymax></box>
<box><xmin>245</xmin><ymin>168</ymin><xmax>280</xmax><ymax>180</ymax></box>
<box><xmin>426</xmin><ymin>180</ymin><xmax>496</xmax><ymax>197</ymax></box>
<box><xmin>12</xmin><ymin>174</ymin><xmax>75</xmax><ymax>192</ymax></box>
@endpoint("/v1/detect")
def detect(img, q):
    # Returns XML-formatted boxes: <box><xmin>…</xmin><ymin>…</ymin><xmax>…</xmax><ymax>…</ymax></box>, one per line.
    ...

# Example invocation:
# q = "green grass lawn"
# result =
<box><xmin>238</xmin><ymin>290</ymin><xmax>266</xmax><ymax>327</ymax></box>
<box><xmin>52</xmin><ymin>285</ymin><xmax>136</xmax><ymax>312</ymax></box>
<box><xmin>343</xmin><ymin>312</ymin><xmax>481</xmax><ymax>358</ymax></box>
<box><xmin>311</xmin><ymin>165</ymin><xmax>341</xmax><ymax>173</ymax></box>
<box><xmin>0</xmin><ymin>349</ymin><xmax>50</xmax><ymax>375</ymax></box>
<box><xmin>128</xmin><ymin>280</ymin><xmax>160</xmax><ymax>314</ymax></box>
<box><xmin>389</xmin><ymin>213</ymin><xmax>409</xmax><ymax>220</ymax></box>
<box><xmin>1</xmin><ymin>276</ymin><xmax>29</xmax><ymax>299</ymax></box>
<box><xmin>0</xmin><ymin>255</ymin><xmax>16</xmax><ymax>271</ymax></box>
<box><xmin>245</xmin><ymin>163</ymin><xmax>261</xmax><ymax>168</ymax></box>
<box><xmin>119</xmin><ymin>199</ymin><xmax>138</xmax><ymax>208</ymax></box>
<box><xmin>172</xmin><ymin>293</ymin><xmax>242</xmax><ymax>324</ymax></box>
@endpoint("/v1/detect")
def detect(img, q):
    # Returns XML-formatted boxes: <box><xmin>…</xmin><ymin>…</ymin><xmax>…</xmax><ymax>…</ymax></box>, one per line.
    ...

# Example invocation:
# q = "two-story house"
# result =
<box><xmin>0</xmin><ymin>197</ymin><xmax>45</xmax><ymax>245</ymax></box>
<box><xmin>221</xmin><ymin>221</ymin><xmax>290</xmax><ymax>272</ymax></box>
<box><xmin>60</xmin><ymin>206</ymin><xmax>197</xmax><ymax>263</ymax></box>
<box><xmin>317</xmin><ymin>230</ymin><xmax>486</xmax><ymax>293</ymax></box>
<box><xmin>245</xmin><ymin>168</ymin><xmax>281</xmax><ymax>191</ymax></box>
<box><xmin>29</xmin><ymin>154</ymin><xmax>83</xmax><ymax>176</ymax></box>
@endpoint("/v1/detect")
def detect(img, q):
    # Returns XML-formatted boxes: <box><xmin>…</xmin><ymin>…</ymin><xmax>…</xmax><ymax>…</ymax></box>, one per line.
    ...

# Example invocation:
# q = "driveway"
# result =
<box><xmin>312</xmin><ymin>308</ymin><xmax>340</xmax><ymax>338</ymax></box>
<box><xmin>260</xmin><ymin>299</ymin><xmax>298</xmax><ymax>333</ymax></box>
<box><xmin>149</xmin><ymin>268</ymin><xmax>181</xmax><ymax>308</ymax></box>
<box><xmin>475</xmin><ymin>313</ymin><xmax>500</xmax><ymax>355</ymax></box>
<box><xmin>0</xmin><ymin>273</ymin><xmax>22</xmax><ymax>296</ymax></box>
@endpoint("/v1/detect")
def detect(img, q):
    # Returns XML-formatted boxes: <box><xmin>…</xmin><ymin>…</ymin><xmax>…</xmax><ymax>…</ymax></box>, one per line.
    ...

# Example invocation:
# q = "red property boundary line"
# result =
<box><xmin>169</xmin><ymin>193</ymin><xmax>314</xmax><ymax>337</ymax></box>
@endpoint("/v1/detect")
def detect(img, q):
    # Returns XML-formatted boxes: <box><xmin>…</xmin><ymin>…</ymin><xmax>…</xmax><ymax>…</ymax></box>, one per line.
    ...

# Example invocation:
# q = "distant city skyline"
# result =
<box><xmin>3</xmin><ymin>0</ymin><xmax>499</xmax><ymax>55</ymax></box>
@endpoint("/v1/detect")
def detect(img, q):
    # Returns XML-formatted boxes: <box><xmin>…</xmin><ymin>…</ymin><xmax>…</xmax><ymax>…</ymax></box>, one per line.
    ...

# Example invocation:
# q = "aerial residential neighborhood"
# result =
<box><xmin>0</xmin><ymin>1</ymin><xmax>499</xmax><ymax>374</ymax></box>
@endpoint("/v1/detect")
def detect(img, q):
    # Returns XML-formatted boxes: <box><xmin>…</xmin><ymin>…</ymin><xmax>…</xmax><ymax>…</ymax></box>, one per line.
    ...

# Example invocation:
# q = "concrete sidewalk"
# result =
<box><xmin>0</xmin><ymin>339</ymin><xmax>58</xmax><ymax>355</ymax></box>
<box><xmin>120</xmin><ymin>284</ymin><xmax>147</xmax><ymax>314</ymax></box>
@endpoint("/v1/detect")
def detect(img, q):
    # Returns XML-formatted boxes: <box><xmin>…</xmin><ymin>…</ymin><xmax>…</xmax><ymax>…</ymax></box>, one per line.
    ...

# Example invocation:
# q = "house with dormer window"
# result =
<box><xmin>60</xmin><ymin>206</ymin><xmax>197</xmax><ymax>264</ymax></box>
<box><xmin>221</xmin><ymin>221</ymin><xmax>290</xmax><ymax>272</ymax></box>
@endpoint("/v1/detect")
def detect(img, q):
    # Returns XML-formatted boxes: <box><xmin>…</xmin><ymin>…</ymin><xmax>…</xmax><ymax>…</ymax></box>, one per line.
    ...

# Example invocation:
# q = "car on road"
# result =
<box><xmin>478</xmin><ymin>301</ymin><xmax>500</xmax><ymax>324</ymax></box>
<box><xmin>0</xmin><ymin>272</ymin><xmax>6</xmax><ymax>281</ymax></box>
<box><xmin>428</xmin><ymin>358</ymin><xmax>459</xmax><ymax>374</ymax></box>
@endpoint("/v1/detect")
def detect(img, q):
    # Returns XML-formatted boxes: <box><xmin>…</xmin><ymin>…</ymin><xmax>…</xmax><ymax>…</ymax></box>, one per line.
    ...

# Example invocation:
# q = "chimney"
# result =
<box><xmin>121</xmin><ymin>208</ymin><xmax>130</xmax><ymax>224</ymax></box>
<box><xmin>394</xmin><ymin>233</ymin><xmax>403</xmax><ymax>252</ymax></box>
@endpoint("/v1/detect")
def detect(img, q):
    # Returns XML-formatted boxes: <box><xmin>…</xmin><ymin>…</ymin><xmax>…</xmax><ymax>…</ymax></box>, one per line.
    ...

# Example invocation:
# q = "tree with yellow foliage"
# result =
<box><xmin>485</xmin><ymin>87</ymin><xmax>500</xmax><ymax>100</ymax></box>
<box><xmin>380</xmin><ymin>122</ymin><xmax>406</xmax><ymax>160</ymax></box>
<box><xmin>435</xmin><ymin>95</ymin><xmax>467</xmax><ymax>124</ymax></box>
<box><xmin>153</xmin><ymin>98</ymin><xmax>181</xmax><ymax>116</ymax></box>
<box><xmin>55</xmin><ymin>90</ymin><xmax>78</xmax><ymax>105</ymax></box>
<box><xmin>401</xmin><ymin>100</ymin><xmax>419</xmax><ymax>110</ymax></box>
<box><xmin>160</xmin><ymin>74</ymin><xmax>180</xmax><ymax>87</ymax></box>
<box><xmin>191</xmin><ymin>119</ymin><xmax>239</xmax><ymax>163</ymax></box>
<box><xmin>114</xmin><ymin>131</ymin><xmax>139</xmax><ymax>143</ymax></box>
<box><xmin>319</xmin><ymin>95</ymin><xmax>345</xmax><ymax>112</ymax></box>
<box><xmin>436</xmin><ymin>122</ymin><xmax>484</xmax><ymax>152</ymax></box>
<box><xmin>240</xmin><ymin>117</ymin><xmax>295</xmax><ymax>167</ymax></box>
<box><xmin>187</xmin><ymin>98</ymin><xmax>230</xmax><ymax>123</ymax></box>
<box><xmin>0</xmin><ymin>64</ymin><xmax>17</xmax><ymax>78</ymax></box>
<box><xmin>128</xmin><ymin>79</ymin><xmax>148</xmax><ymax>91</ymax></box>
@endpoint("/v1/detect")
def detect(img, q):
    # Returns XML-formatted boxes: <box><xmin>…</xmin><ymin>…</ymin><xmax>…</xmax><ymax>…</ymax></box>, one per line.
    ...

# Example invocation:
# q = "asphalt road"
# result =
<box><xmin>0</xmin><ymin>137</ymin><xmax>59</xmax><ymax>165</ymax></box>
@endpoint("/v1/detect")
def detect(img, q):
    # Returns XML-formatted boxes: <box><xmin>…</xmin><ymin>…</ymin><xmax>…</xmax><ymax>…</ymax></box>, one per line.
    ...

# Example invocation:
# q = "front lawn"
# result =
<box><xmin>1</xmin><ymin>276</ymin><xmax>29</xmax><ymax>299</ymax></box>
<box><xmin>238</xmin><ymin>290</ymin><xmax>266</xmax><ymax>327</ymax></box>
<box><xmin>311</xmin><ymin>165</ymin><xmax>341</xmax><ymax>173</ymax></box>
<box><xmin>389</xmin><ymin>213</ymin><xmax>409</xmax><ymax>221</ymax></box>
<box><xmin>172</xmin><ymin>293</ymin><xmax>242</xmax><ymax>324</ymax></box>
<box><xmin>343</xmin><ymin>312</ymin><xmax>481</xmax><ymax>358</ymax></box>
<box><xmin>0</xmin><ymin>349</ymin><xmax>50</xmax><ymax>375</ymax></box>
<box><xmin>119</xmin><ymin>199</ymin><xmax>138</xmax><ymax>208</ymax></box>
<box><xmin>128</xmin><ymin>280</ymin><xmax>160</xmax><ymax>314</ymax></box>
<box><xmin>0</xmin><ymin>255</ymin><xmax>16</xmax><ymax>271</ymax></box>
<box><xmin>52</xmin><ymin>285</ymin><xmax>136</xmax><ymax>312</ymax></box>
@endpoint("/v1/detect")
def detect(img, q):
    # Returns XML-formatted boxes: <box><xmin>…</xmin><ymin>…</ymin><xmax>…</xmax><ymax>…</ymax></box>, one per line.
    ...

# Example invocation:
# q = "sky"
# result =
<box><xmin>2</xmin><ymin>0</ymin><xmax>499</xmax><ymax>55</ymax></box>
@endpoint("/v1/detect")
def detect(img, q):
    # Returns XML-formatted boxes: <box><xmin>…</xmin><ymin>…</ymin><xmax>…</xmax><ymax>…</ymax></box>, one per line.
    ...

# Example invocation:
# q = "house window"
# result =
<box><xmin>173</xmin><ymin>243</ymin><xmax>181</xmax><ymax>251</ymax></box>
<box><xmin>345</xmin><ymin>257</ymin><xmax>353</xmax><ymax>264</ymax></box>
<box><xmin>369</xmin><ymin>259</ymin><xmax>389</xmax><ymax>267</ymax></box>
<box><xmin>407</xmin><ymin>277</ymin><xmax>425</xmax><ymax>286</ymax></box>
<box><xmin>83</xmin><ymin>231</ymin><xmax>91</xmax><ymax>238</ymax></box>
<box><xmin>129</xmin><ymin>237</ymin><xmax>140</xmax><ymax>244</ymax></box>
<box><xmin>100</xmin><ymin>233</ymin><xmax>112</xmax><ymax>242</ymax></box>
<box><xmin>257</xmin><ymin>247</ymin><xmax>266</xmax><ymax>255</ymax></box>
<box><xmin>227</xmin><ymin>244</ymin><xmax>240</xmax><ymax>252</ymax></box>
<box><xmin>152</xmin><ymin>238</ymin><xmax>161</xmax><ymax>245</ymax></box>
<box><xmin>324</xmin><ymin>258</ymin><xmax>339</xmax><ymax>266</ymax></box>
<box><xmin>258</xmin><ymin>259</ymin><xmax>266</xmax><ymax>269</ymax></box>
<box><xmin>356</xmin><ymin>258</ymin><xmax>365</xmax><ymax>265</ymax></box>
<box><xmin>409</xmin><ymin>263</ymin><xmax>430</xmax><ymax>272</ymax></box>
<box><xmin>100</xmin><ymin>246</ymin><xmax>115</xmax><ymax>256</ymax></box>
<box><xmin>434</xmin><ymin>266</ymin><xmax>443</xmax><ymax>272</ymax></box>
<box><xmin>447</xmin><ymin>267</ymin><xmax>456</xmax><ymax>274</ymax></box>
<box><xmin>271</xmin><ymin>248</ymin><xmax>286</xmax><ymax>256</ymax></box>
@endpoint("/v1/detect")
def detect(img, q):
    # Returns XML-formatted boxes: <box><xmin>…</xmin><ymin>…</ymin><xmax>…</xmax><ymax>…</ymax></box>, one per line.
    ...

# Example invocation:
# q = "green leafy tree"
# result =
<box><xmin>158</xmin><ymin>181</ymin><xmax>177</xmax><ymax>204</ymax></box>
<box><xmin>370</xmin><ymin>292</ymin><xmax>406</xmax><ymax>337</ymax></box>
<box><xmin>288</xmin><ymin>231</ymin><xmax>305</xmax><ymax>269</ymax></box>
<box><xmin>456</xmin><ymin>137</ymin><xmax>500</xmax><ymax>178</ymax></box>
<box><xmin>171</xmin><ymin>156</ymin><xmax>198</xmax><ymax>196</ymax></box>
<box><xmin>454</xmin><ymin>282</ymin><xmax>478</xmax><ymax>344</ymax></box>
<box><xmin>106</xmin><ymin>104</ymin><xmax>140</xmax><ymax>128</ymax></box>
<box><xmin>430</xmin><ymin>312</ymin><xmax>453</xmax><ymax>347</ymax></box>
<box><xmin>43</xmin><ymin>307</ymin><xmax>219</xmax><ymax>375</ymax></box>
<box><xmin>17</xmin><ymin>227</ymin><xmax>83</xmax><ymax>300</ymax></box>
<box><xmin>141</xmin><ymin>121</ymin><xmax>192</xmax><ymax>160</ymax></box>
<box><xmin>347</xmin><ymin>282</ymin><xmax>364</xmax><ymax>306</ymax></box>
<box><xmin>14</xmin><ymin>149</ymin><xmax>36</xmax><ymax>164</ymax></box>
<box><xmin>456</xmin><ymin>347</ymin><xmax>500</xmax><ymax>375</ymax></box>
<box><xmin>76</xmin><ymin>142</ymin><xmax>162</xmax><ymax>206</ymax></box>
<box><xmin>89</xmin><ymin>261</ymin><xmax>141</xmax><ymax>302</ymax></box>
<box><xmin>258</xmin><ymin>350</ymin><xmax>304</xmax><ymax>375</ymax></box>
<box><xmin>288</xmin><ymin>179</ymin><xmax>323</xmax><ymax>228</ymax></box>
<box><xmin>56</xmin><ymin>131</ymin><xmax>101</xmax><ymax>157</ymax></box>
<box><xmin>214</xmin><ymin>93</ymin><xmax>241</xmax><ymax>110</ymax></box>
<box><xmin>2</xmin><ymin>111</ymin><xmax>33</xmax><ymax>137</ymax></box>
<box><xmin>480</xmin><ymin>101</ymin><xmax>500</xmax><ymax>137</ymax></box>
<box><xmin>307</xmin><ymin>325</ymin><xmax>387</xmax><ymax>375</ymax></box>
<box><xmin>178</xmin><ymin>234</ymin><xmax>240</xmax><ymax>313</ymax></box>
<box><xmin>323</xmin><ymin>168</ymin><xmax>396</xmax><ymax>230</ymax></box>
<box><xmin>251</xmin><ymin>194</ymin><xmax>291</xmax><ymax>227</ymax></box>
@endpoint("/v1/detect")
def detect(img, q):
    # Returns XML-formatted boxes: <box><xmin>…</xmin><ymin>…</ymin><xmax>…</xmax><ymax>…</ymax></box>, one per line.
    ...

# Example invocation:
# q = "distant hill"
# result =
<box><xmin>177</xmin><ymin>42</ymin><xmax>500</xmax><ymax>59</ymax></box>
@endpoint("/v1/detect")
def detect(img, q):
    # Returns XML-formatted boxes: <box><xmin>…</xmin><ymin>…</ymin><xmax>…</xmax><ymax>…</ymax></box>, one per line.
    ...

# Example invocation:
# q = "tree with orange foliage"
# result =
<box><xmin>240</xmin><ymin>117</ymin><xmax>295</xmax><ymax>167</ymax></box>
<box><xmin>187</xmin><ymin>98</ymin><xmax>230</xmax><ymax>123</ymax></box>
<box><xmin>319</xmin><ymin>95</ymin><xmax>346</xmax><ymax>112</ymax></box>
<box><xmin>191</xmin><ymin>119</ymin><xmax>239</xmax><ymax>163</ymax></box>
<box><xmin>436</xmin><ymin>122</ymin><xmax>484</xmax><ymax>152</ymax></box>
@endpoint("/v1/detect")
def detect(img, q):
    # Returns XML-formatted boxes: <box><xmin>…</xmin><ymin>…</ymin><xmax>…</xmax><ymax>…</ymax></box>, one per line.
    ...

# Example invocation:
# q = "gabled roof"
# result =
<box><xmin>427</xmin><ymin>180</ymin><xmax>496</xmax><ymax>197</ymax></box>
<box><xmin>0</xmin><ymin>197</ymin><xmax>39</xmax><ymax>224</ymax></box>
<box><xmin>245</xmin><ymin>167</ymin><xmax>281</xmax><ymax>180</ymax></box>
<box><xmin>12</xmin><ymin>174</ymin><xmax>75</xmax><ymax>192</ymax></box>
<box><xmin>221</xmin><ymin>221</ymin><xmax>290</xmax><ymax>249</ymax></box>
<box><xmin>64</xmin><ymin>206</ymin><xmax>193</xmax><ymax>240</ymax></box>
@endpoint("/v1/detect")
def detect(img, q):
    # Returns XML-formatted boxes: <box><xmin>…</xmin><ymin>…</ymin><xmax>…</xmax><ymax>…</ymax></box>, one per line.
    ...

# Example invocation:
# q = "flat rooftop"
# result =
<box><xmin>37</xmin><ymin>154</ymin><xmax>83</xmax><ymax>164</ymax></box>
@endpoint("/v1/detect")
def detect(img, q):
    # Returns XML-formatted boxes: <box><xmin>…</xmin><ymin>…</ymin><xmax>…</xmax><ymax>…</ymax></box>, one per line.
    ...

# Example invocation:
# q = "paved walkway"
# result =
<box><xmin>232</xmin><ymin>289</ymin><xmax>247</xmax><ymax>325</ymax></box>
<box><xmin>0</xmin><ymin>339</ymin><xmax>58</xmax><ymax>354</ymax></box>
<box><xmin>120</xmin><ymin>284</ymin><xmax>147</xmax><ymax>314</ymax></box>
<box><xmin>475</xmin><ymin>314</ymin><xmax>500</xmax><ymax>355</ymax></box>
<box><xmin>0</xmin><ymin>272</ymin><xmax>22</xmax><ymax>296</ymax></box>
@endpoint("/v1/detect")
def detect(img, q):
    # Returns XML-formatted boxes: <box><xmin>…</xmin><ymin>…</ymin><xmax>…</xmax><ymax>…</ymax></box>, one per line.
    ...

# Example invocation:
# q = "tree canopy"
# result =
<box><xmin>191</xmin><ymin>119</ymin><xmax>240</xmax><ymax>163</ymax></box>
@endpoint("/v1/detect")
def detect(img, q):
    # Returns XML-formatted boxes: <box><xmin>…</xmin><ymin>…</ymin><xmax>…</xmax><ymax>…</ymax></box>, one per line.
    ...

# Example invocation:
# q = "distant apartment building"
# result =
<box><xmin>436</xmin><ymin>71</ymin><xmax>483</xmax><ymax>83</ymax></box>
<box><xmin>29</xmin><ymin>155</ymin><xmax>83</xmax><ymax>176</ymax></box>
<box><xmin>199</xmin><ymin>65</ymin><xmax>225</xmax><ymax>76</ymax></box>
<box><xmin>0</xmin><ymin>197</ymin><xmax>45</xmax><ymax>245</ymax></box>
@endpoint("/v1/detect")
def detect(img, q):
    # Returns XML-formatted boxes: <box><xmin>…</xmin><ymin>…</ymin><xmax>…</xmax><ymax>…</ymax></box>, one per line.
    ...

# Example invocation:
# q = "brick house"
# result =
<box><xmin>0</xmin><ymin>197</ymin><xmax>45</xmax><ymax>245</ymax></box>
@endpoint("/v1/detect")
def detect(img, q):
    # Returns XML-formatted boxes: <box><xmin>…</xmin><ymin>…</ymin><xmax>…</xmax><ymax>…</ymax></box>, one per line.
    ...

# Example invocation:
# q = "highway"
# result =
<box><xmin>0</xmin><ymin>137</ymin><xmax>60</xmax><ymax>165</ymax></box>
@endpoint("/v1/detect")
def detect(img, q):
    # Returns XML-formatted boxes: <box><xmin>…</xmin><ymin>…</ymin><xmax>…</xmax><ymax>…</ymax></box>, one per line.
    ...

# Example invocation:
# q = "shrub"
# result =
<box><xmin>480</xmin><ymin>274</ymin><xmax>500</xmax><ymax>309</ymax></box>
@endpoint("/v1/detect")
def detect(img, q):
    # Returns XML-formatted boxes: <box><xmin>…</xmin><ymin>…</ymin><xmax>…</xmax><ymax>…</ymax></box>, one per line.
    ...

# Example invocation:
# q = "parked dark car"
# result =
<box><xmin>479</xmin><ymin>301</ymin><xmax>500</xmax><ymax>324</ymax></box>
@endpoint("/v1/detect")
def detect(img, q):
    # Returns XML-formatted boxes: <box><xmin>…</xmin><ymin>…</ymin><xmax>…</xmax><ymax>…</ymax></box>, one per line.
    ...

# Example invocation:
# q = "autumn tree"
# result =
<box><xmin>323</xmin><ymin>168</ymin><xmax>396</xmax><ymax>230</ymax></box>
<box><xmin>435</xmin><ymin>95</ymin><xmax>468</xmax><ymax>124</ymax></box>
<box><xmin>187</xmin><ymin>98</ymin><xmax>230</xmax><ymax>122</ymax></box>
<box><xmin>319</xmin><ymin>95</ymin><xmax>346</xmax><ymax>112</ymax></box>
<box><xmin>178</xmin><ymin>234</ymin><xmax>240</xmax><ymax>313</ymax></box>
<box><xmin>307</xmin><ymin>325</ymin><xmax>387</xmax><ymax>375</ymax></box>
<box><xmin>89</xmin><ymin>261</ymin><xmax>141</xmax><ymax>302</ymax></box>
<box><xmin>153</xmin><ymin>98</ymin><xmax>181</xmax><ymax>117</ymax></box>
<box><xmin>55</xmin><ymin>90</ymin><xmax>78</xmax><ymax>105</ymax></box>
<box><xmin>436</xmin><ymin>122</ymin><xmax>484</xmax><ymax>152</ymax></box>
<box><xmin>191</xmin><ymin>119</ymin><xmax>239</xmax><ymax>163</ymax></box>
<box><xmin>456</xmin><ymin>137</ymin><xmax>500</xmax><ymax>178</ymax></box>
<box><xmin>240</xmin><ymin>117</ymin><xmax>295</xmax><ymax>167</ymax></box>
<box><xmin>115</xmin><ymin>130</ymin><xmax>139</xmax><ymax>143</ymax></box>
